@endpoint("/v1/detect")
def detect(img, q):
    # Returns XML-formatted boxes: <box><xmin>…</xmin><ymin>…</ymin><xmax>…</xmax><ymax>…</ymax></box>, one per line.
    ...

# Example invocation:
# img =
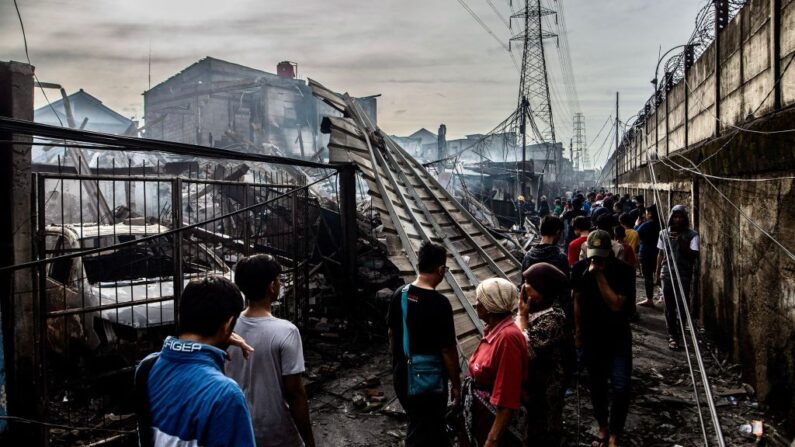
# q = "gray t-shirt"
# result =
<box><xmin>226</xmin><ymin>315</ymin><xmax>306</xmax><ymax>447</ymax></box>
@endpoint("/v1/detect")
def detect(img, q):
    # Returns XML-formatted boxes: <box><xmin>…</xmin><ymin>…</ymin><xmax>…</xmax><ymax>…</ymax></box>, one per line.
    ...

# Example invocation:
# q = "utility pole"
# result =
<box><xmin>520</xmin><ymin>96</ymin><xmax>528</xmax><ymax>198</ymax></box>
<box><xmin>569</xmin><ymin>138</ymin><xmax>573</xmax><ymax>167</ymax></box>
<box><xmin>614</xmin><ymin>92</ymin><xmax>619</xmax><ymax>191</ymax></box>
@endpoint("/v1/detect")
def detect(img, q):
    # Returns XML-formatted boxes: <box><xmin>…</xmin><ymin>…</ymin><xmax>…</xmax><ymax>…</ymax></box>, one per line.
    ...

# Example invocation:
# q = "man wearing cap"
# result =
<box><xmin>572</xmin><ymin>230</ymin><xmax>635</xmax><ymax>447</ymax></box>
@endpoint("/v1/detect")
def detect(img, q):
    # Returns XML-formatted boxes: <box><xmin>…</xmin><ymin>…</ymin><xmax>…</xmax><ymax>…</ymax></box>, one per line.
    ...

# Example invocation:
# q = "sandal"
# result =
<box><xmin>668</xmin><ymin>338</ymin><xmax>680</xmax><ymax>350</ymax></box>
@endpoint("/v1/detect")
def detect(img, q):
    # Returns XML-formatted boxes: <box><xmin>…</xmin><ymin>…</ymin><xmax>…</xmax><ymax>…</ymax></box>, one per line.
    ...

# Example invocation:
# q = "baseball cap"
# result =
<box><xmin>586</xmin><ymin>229</ymin><xmax>612</xmax><ymax>258</ymax></box>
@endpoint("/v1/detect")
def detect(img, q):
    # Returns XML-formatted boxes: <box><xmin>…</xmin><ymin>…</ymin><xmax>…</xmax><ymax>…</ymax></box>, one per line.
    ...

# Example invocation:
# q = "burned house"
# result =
<box><xmin>143</xmin><ymin>57</ymin><xmax>377</xmax><ymax>162</ymax></box>
<box><xmin>35</xmin><ymin>88</ymin><xmax>137</xmax><ymax>135</ymax></box>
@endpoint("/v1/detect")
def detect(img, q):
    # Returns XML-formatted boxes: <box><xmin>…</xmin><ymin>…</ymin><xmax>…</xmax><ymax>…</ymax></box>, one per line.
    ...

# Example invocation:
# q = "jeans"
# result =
<box><xmin>397</xmin><ymin>391</ymin><xmax>450</xmax><ymax>447</ymax></box>
<box><xmin>583</xmin><ymin>337</ymin><xmax>632</xmax><ymax>437</ymax></box>
<box><xmin>639</xmin><ymin>255</ymin><xmax>657</xmax><ymax>301</ymax></box>
<box><xmin>662</xmin><ymin>278</ymin><xmax>691</xmax><ymax>341</ymax></box>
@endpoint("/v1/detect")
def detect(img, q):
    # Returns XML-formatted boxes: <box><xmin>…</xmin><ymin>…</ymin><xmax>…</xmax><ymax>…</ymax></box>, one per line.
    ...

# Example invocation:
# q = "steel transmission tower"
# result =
<box><xmin>573</xmin><ymin>112</ymin><xmax>587</xmax><ymax>170</ymax></box>
<box><xmin>510</xmin><ymin>0</ymin><xmax>557</xmax><ymax>143</ymax></box>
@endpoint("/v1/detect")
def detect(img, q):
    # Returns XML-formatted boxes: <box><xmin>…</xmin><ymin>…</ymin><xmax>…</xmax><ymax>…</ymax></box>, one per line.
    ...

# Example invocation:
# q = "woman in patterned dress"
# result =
<box><xmin>516</xmin><ymin>263</ymin><xmax>569</xmax><ymax>446</ymax></box>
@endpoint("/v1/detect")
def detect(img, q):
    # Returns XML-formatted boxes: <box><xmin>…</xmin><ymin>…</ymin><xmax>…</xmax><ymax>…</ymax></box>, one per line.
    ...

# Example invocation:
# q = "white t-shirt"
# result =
<box><xmin>657</xmin><ymin>233</ymin><xmax>700</xmax><ymax>251</ymax></box>
<box><xmin>226</xmin><ymin>316</ymin><xmax>306</xmax><ymax>447</ymax></box>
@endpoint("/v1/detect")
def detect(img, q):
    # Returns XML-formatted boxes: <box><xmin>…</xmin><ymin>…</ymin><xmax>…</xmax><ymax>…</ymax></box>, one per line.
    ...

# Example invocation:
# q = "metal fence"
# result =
<box><xmin>31</xmin><ymin>161</ymin><xmax>326</xmax><ymax>445</ymax></box>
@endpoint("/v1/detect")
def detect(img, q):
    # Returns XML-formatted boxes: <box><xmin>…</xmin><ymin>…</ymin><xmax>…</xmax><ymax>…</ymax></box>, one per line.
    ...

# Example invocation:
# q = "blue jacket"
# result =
<box><xmin>138</xmin><ymin>336</ymin><xmax>256</xmax><ymax>447</ymax></box>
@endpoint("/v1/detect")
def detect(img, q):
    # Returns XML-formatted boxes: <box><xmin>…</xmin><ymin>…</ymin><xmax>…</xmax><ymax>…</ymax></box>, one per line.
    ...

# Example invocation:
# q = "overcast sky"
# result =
<box><xmin>1</xmin><ymin>0</ymin><xmax>707</xmax><ymax>168</ymax></box>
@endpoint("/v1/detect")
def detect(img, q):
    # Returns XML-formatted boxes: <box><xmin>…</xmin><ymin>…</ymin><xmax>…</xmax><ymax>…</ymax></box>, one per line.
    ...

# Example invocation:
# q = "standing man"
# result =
<box><xmin>522</xmin><ymin>215</ymin><xmax>569</xmax><ymax>275</ymax></box>
<box><xmin>636</xmin><ymin>204</ymin><xmax>661</xmax><ymax>307</ymax></box>
<box><xmin>655</xmin><ymin>205</ymin><xmax>699</xmax><ymax>351</ymax></box>
<box><xmin>572</xmin><ymin>231</ymin><xmax>635</xmax><ymax>447</ymax></box>
<box><xmin>619</xmin><ymin>213</ymin><xmax>640</xmax><ymax>261</ymax></box>
<box><xmin>538</xmin><ymin>195</ymin><xmax>551</xmax><ymax>218</ymax></box>
<box><xmin>561</xmin><ymin>197</ymin><xmax>587</xmax><ymax>247</ymax></box>
<box><xmin>226</xmin><ymin>254</ymin><xmax>315</xmax><ymax>447</ymax></box>
<box><xmin>567</xmin><ymin>216</ymin><xmax>592</xmax><ymax>267</ymax></box>
<box><xmin>136</xmin><ymin>276</ymin><xmax>256</xmax><ymax>447</ymax></box>
<box><xmin>629</xmin><ymin>195</ymin><xmax>645</xmax><ymax>225</ymax></box>
<box><xmin>387</xmin><ymin>241</ymin><xmax>461</xmax><ymax>446</ymax></box>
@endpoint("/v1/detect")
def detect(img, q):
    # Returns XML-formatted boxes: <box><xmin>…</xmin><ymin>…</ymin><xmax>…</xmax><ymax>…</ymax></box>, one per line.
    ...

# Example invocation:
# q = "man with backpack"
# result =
<box><xmin>387</xmin><ymin>241</ymin><xmax>461</xmax><ymax>446</ymax></box>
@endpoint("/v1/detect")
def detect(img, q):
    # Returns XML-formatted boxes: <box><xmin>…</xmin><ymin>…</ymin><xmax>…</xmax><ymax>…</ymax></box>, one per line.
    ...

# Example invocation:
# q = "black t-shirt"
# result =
<box><xmin>387</xmin><ymin>284</ymin><xmax>456</xmax><ymax>398</ymax></box>
<box><xmin>571</xmin><ymin>257</ymin><xmax>635</xmax><ymax>342</ymax></box>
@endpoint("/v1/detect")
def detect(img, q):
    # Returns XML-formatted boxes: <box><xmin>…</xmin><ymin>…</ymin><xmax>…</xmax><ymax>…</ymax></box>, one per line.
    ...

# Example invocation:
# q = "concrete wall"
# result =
<box><xmin>614</xmin><ymin>107</ymin><xmax>795</xmax><ymax>429</ymax></box>
<box><xmin>608</xmin><ymin>1</ymin><xmax>795</xmax><ymax>427</ymax></box>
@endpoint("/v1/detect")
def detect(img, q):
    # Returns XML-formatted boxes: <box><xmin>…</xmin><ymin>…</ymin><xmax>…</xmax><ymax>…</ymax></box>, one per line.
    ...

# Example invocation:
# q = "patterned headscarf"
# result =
<box><xmin>475</xmin><ymin>277</ymin><xmax>518</xmax><ymax>314</ymax></box>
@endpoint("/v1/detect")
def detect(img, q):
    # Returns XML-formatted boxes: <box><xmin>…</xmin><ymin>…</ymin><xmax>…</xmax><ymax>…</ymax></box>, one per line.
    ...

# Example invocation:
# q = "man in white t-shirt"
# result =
<box><xmin>654</xmin><ymin>205</ymin><xmax>699</xmax><ymax>351</ymax></box>
<box><xmin>226</xmin><ymin>254</ymin><xmax>315</xmax><ymax>447</ymax></box>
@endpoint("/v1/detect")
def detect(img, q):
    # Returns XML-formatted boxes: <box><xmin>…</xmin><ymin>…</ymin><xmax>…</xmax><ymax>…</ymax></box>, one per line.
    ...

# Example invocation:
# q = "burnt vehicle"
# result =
<box><xmin>44</xmin><ymin>223</ymin><xmax>230</xmax><ymax>352</ymax></box>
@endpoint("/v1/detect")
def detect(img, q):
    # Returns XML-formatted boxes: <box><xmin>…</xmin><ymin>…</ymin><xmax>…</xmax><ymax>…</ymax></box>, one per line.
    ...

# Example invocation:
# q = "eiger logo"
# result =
<box><xmin>165</xmin><ymin>339</ymin><xmax>203</xmax><ymax>352</ymax></box>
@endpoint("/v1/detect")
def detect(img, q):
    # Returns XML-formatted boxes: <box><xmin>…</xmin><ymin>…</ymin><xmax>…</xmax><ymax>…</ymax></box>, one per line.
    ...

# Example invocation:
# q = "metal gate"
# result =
<box><xmin>32</xmin><ymin>164</ymin><xmax>322</xmax><ymax>445</ymax></box>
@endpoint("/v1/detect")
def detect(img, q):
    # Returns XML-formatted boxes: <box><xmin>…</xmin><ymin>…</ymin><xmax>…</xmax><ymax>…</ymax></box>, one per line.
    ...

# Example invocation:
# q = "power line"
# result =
<box><xmin>646</xmin><ymin>159</ymin><xmax>717</xmax><ymax>447</ymax></box>
<box><xmin>454</xmin><ymin>0</ymin><xmax>517</xmax><ymax>66</ymax></box>
<box><xmin>658</xmin><ymin>154</ymin><xmax>795</xmax><ymax>262</ymax></box>
<box><xmin>485</xmin><ymin>0</ymin><xmax>511</xmax><ymax>28</ymax></box>
<box><xmin>12</xmin><ymin>0</ymin><xmax>64</xmax><ymax>127</ymax></box>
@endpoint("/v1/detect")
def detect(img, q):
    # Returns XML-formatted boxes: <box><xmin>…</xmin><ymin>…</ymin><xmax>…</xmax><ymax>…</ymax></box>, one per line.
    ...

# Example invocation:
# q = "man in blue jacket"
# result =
<box><xmin>137</xmin><ymin>276</ymin><xmax>256</xmax><ymax>447</ymax></box>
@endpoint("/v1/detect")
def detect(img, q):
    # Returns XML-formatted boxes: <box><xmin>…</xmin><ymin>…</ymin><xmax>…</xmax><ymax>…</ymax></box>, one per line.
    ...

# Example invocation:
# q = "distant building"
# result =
<box><xmin>143</xmin><ymin>57</ymin><xmax>376</xmax><ymax>160</ymax></box>
<box><xmin>35</xmin><ymin>89</ymin><xmax>136</xmax><ymax>135</ymax></box>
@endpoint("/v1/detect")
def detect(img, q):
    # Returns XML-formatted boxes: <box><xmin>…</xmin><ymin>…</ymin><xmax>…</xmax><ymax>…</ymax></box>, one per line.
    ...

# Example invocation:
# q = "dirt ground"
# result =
<box><xmin>307</xmin><ymin>277</ymin><xmax>794</xmax><ymax>446</ymax></box>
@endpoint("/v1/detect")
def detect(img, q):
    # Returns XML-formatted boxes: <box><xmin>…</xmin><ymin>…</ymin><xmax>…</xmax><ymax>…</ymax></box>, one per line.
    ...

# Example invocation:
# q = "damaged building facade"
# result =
<box><xmin>143</xmin><ymin>57</ymin><xmax>377</xmax><ymax>162</ymax></box>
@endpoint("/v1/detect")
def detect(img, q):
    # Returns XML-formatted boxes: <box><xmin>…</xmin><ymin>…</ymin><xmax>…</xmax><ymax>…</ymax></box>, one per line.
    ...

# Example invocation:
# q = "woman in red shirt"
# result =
<box><xmin>463</xmin><ymin>278</ymin><xmax>528</xmax><ymax>446</ymax></box>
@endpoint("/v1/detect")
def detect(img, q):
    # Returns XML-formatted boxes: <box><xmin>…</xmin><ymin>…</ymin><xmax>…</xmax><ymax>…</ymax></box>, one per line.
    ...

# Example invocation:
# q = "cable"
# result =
<box><xmin>0</xmin><ymin>172</ymin><xmax>336</xmax><ymax>273</ymax></box>
<box><xmin>664</xmin><ymin>153</ymin><xmax>795</xmax><ymax>262</ymax></box>
<box><xmin>647</xmin><ymin>159</ymin><xmax>726</xmax><ymax>447</ymax></box>
<box><xmin>657</xmin><ymin>154</ymin><xmax>795</xmax><ymax>183</ymax></box>
<box><xmin>0</xmin><ymin>415</ymin><xmax>135</xmax><ymax>435</ymax></box>
<box><xmin>454</xmin><ymin>0</ymin><xmax>517</xmax><ymax>69</ymax></box>
<box><xmin>422</xmin><ymin>109</ymin><xmax>518</xmax><ymax>166</ymax></box>
<box><xmin>13</xmin><ymin>0</ymin><xmax>64</xmax><ymax>127</ymax></box>
<box><xmin>646</xmin><ymin>160</ymin><xmax>710</xmax><ymax>447</ymax></box>
<box><xmin>587</xmin><ymin>115</ymin><xmax>613</xmax><ymax>149</ymax></box>
<box><xmin>485</xmin><ymin>0</ymin><xmax>511</xmax><ymax>29</ymax></box>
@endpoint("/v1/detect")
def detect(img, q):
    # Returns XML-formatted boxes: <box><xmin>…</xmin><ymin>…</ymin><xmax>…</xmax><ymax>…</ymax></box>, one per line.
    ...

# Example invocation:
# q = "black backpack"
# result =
<box><xmin>134</xmin><ymin>355</ymin><xmax>160</xmax><ymax>447</ymax></box>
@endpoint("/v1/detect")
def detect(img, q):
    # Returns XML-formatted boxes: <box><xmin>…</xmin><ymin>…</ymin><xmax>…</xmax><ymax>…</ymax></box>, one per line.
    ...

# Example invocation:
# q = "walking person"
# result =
<box><xmin>226</xmin><ymin>254</ymin><xmax>316</xmax><ymax>447</ymax></box>
<box><xmin>618</xmin><ymin>213</ymin><xmax>639</xmax><ymax>262</ymax></box>
<box><xmin>654</xmin><ymin>205</ymin><xmax>699</xmax><ymax>351</ymax></box>
<box><xmin>516</xmin><ymin>263</ymin><xmax>568</xmax><ymax>446</ymax></box>
<box><xmin>538</xmin><ymin>196</ymin><xmax>551</xmax><ymax>218</ymax></box>
<box><xmin>567</xmin><ymin>216</ymin><xmax>592</xmax><ymax>267</ymax></box>
<box><xmin>561</xmin><ymin>198</ymin><xmax>587</xmax><ymax>247</ymax></box>
<box><xmin>463</xmin><ymin>278</ymin><xmax>528</xmax><ymax>447</ymax></box>
<box><xmin>135</xmin><ymin>276</ymin><xmax>256</xmax><ymax>447</ymax></box>
<box><xmin>387</xmin><ymin>241</ymin><xmax>461</xmax><ymax>446</ymax></box>
<box><xmin>572</xmin><ymin>231</ymin><xmax>635</xmax><ymax>447</ymax></box>
<box><xmin>635</xmin><ymin>204</ymin><xmax>661</xmax><ymax>307</ymax></box>
<box><xmin>613</xmin><ymin>226</ymin><xmax>637</xmax><ymax>269</ymax></box>
<box><xmin>629</xmin><ymin>195</ymin><xmax>645</xmax><ymax>225</ymax></box>
<box><xmin>522</xmin><ymin>215</ymin><xmax>569</xmax><ymax>275</ymax></box>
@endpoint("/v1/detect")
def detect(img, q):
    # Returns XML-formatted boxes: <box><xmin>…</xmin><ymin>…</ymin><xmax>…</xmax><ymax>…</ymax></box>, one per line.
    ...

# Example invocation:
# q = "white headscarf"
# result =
<box><xmin>475</xmin><ymin>277</ymin><xmax>518</xmax><ymax>314</ymax></box>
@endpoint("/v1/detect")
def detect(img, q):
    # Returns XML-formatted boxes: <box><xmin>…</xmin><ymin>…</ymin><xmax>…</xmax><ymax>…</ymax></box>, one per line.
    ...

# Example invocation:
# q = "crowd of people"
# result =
<box><xmin>132</xmin><ymin>190</ymin><xmax>699</xmax><ymax>447</ymax></box>
<box><xmin>390</xmin><ymin>191</ymin><xmax>701</xmax><ymax>447</ymax></box>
